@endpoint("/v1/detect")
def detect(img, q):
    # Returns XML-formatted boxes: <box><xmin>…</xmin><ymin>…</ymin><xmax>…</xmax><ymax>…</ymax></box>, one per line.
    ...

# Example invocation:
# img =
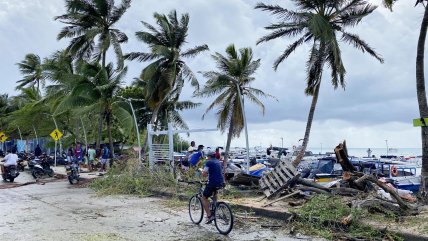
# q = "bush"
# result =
<box><xmin>90</xmin><ymin>158</ymin><xmax>177</xmax><ymax>196</ymax></box>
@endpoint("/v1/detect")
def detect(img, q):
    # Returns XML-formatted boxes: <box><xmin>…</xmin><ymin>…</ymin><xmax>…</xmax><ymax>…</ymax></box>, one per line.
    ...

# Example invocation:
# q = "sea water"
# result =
<box><xmin>307</xmin><ymin>147</ymin><xmax>422</xmax><ymax>158</ymax></box>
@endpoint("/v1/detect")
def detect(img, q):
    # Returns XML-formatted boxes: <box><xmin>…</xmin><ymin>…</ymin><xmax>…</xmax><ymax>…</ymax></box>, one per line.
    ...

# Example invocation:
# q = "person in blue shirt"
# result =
<box><xmin>189</xmin><ymin>145</ymin><xmax>204</xmax><ymax>167</ymax></box>
<box><xmin>201</xmin><ymin>151</ymin><xmax>224</xmax><ymax>224</ymax></box>
<box><xmin>100</xmin><ymin>145</ymin><xmax>110</xmax><ymax>172</ymax></box>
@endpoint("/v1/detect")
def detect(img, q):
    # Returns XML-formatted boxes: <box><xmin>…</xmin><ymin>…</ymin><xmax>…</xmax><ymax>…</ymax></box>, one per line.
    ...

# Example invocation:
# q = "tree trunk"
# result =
<box><xmin>417</xmin><ymin>4</ymin><xmax>428</xmax><ymax>195</ymax></box>
<box><xmin>223</xmin><ymin>122</ymin><xmax>234</xmax><ymax>180</ymax></box>
<box><xmin>96</xmin><ymin>112</ymin><xmax>103</xmax><ymax>152</ymax></box>
<box><xmin>292</xmin><ymin>81</ymin><xmax>321</xmax><ymax>167</ymax></box>
<box><xmin>106</xmin><ymin>112</ymin><xmax>115</xmax><ymax>162</ymax></box>
<box><xmin>142</xmin><ymin>105</ymin><xmax>161</xmax><ymax>155</ymax></box>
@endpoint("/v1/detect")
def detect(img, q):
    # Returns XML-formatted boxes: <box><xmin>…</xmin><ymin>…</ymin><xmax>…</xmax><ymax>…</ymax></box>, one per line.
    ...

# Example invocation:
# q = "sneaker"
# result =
<box><xmin>205</xmin><ymin>215</ymin><xmax>214</xmax><ymax>224</ymax></box>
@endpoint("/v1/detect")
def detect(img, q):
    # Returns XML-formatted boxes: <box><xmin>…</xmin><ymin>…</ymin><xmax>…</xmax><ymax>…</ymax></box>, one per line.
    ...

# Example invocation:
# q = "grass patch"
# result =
<box><xmin>292</xmin><ymin>195</ymin><xmax>403</xmax><ymax>241</ymax></box>
<box><xmin>90</xmin><ymin>158</ymin><xmax>178</xmax><ymax>196</ymax></box>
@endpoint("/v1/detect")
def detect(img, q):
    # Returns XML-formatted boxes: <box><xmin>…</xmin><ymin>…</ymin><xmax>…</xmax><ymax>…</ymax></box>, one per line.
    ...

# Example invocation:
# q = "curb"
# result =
<box><xmin>148</xmin><ymin>189</ymin><xmax>426</xmax><ymax>241</ymax></box>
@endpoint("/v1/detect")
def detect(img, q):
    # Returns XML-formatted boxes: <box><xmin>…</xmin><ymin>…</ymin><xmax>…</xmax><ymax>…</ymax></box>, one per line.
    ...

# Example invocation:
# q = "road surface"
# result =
<box><xmin>0</xmin><ymin>175</ymin><xmax>322</xmax><ymax>241</ymax></box>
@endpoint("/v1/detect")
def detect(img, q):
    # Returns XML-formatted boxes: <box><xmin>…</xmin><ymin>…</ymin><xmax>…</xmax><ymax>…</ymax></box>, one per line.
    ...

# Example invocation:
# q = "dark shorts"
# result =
<box><xmin>203</xmin><ymin>185</ymin><xmax>223</xmax><ymax>198</ymax></box>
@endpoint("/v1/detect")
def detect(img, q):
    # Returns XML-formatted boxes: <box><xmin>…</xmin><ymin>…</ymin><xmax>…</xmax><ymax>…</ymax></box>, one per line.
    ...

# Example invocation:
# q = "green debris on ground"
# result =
<box><xmin>292</xmin><ymin>195</ymin><xmax>403</xmax><ymax>241</ymax></box>
<box><xmin>90</xmin><ymin>158</ymin><xmax>178</xmax><ymax>196</ymax></box>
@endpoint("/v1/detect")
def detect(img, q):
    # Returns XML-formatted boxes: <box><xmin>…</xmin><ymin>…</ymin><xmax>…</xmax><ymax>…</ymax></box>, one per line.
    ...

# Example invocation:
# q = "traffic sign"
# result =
<box><xmin>50</xmin><ymin>129</ymin><xmax>63</xmax><ymax>141</ymax></box>
<box><xmin>0</xmin><ymin>132</ymin><xmax>7</xmax><ymax>142</ymax></box>
<box><xmin>413</xmin><ymin>118</ymin><xmax>428</xmax><ymax>127</ymax></box>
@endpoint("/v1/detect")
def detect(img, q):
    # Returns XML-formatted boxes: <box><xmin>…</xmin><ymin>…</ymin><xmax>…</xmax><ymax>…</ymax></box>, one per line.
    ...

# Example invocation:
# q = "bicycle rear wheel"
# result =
<box><xmin>214</xmin><ymin>202</ymin><xmax>234</xmax><ymax>235</ymax></box>
<box><xmin>188</xmin><ymin>195</ymin><xmax>203</xmax><ymax>224</ymax></box>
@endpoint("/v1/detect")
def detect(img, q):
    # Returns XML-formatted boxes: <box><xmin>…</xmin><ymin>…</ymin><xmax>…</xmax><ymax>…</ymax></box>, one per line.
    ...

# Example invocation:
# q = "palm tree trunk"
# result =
<box><xmin>292</xmin><ymin>82</ymin><xmax>321</xmax><ymax>167</ymax></box>
<box><xmin>106</xmin><ymin>112</ymin><xmax>115</xmax><ymax>164</ymax></box>
<box><xmin>142</xmin><ymin>105</ymin><xmax>161</xmax><ymax>155</ymax></box>
<box><xmin>417</xmin><ymin>4</ymin><xmax>428</xmax><ymax>195</ymax></box>
<box><xmin>96</xmin><ymin>112</ymin><xmax>103</xmax><ymax>151</ymax></box>
<box><xmin>223</xmin><ymin>122</ymin><xmax>234</xmax><ymax>180</ymax></box>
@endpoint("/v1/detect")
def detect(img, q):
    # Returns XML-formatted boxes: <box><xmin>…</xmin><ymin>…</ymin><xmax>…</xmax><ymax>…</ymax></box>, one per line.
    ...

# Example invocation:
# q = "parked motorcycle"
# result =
<box><xmin>2</xmin><ymin>165</ymin><xmax>19</xmax><ymax>182</ymax></box>
<box><xmin>65</xmin><ymin>161</ymin><xmax>79</xmax><ymax>184</ymax></box>
<box><xmin>31</xmin><ymin>158</ymin><xmax>54</xmax><ymax>179</ymax></box>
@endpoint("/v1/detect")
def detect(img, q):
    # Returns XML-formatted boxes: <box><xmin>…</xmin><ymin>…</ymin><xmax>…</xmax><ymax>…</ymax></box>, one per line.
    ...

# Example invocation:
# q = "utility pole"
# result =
<box><xmin>280</xmin><ymin>137</ymin><xmax>283</xmax><ymax>148</ymax></box>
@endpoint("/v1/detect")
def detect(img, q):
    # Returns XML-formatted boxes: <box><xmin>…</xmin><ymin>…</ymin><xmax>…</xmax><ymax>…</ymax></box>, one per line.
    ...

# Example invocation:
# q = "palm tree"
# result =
<box><xmin>16</xmin><ymin>54</ymin><xmax>45</xmax><ymax>93</ymax></box>
<box><xmin>126</xmin><ymin>10</ymin><xmax>209</xmax><ymax>126</ymax></box>
<box><xmin>55</xmin><ymin>0</ymin><xmax>131</xmax><ymax>69</ymax></box>
<box><xmin>383</xmin><ymin>0</ymin><xmax>428</xmax><ymax>195</ymax></box>
<box><xmin>197</xmin><ymin>44</ymin><xmax>273</xmax><ymax>175</ymax></box>
<box><xmin>56</xmin><ymin>62</ymin><xmax>133</xmax><ymax>158</ymax></box>
<box><xmin>256</xmin><ymin>0</ymin><xmax>384</xmax><ymax>167</ymax></box>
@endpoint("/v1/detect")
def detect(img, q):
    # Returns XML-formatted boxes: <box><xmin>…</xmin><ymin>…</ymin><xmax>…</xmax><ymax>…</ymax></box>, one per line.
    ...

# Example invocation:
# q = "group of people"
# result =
<box><xmin>183</xmin><ymin>140</ymin><xmax>225</xmax><ymax>224</ymax></box>
<box><xmin>184</xmin><ymin>141</ymin><xmax>222</xmax><ymax>168</ymax></box>
<box><xmin>66</xmin><ymin>142</ymin><xmax>110</xmax><ymax>172</ymax></box>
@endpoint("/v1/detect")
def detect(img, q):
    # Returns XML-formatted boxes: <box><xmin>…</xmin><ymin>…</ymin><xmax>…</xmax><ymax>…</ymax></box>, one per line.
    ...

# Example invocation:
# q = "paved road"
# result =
<box><xmin>1</xmin><ymin>179</ymin><xmax>322</xmax><ymax>241</ymax></box>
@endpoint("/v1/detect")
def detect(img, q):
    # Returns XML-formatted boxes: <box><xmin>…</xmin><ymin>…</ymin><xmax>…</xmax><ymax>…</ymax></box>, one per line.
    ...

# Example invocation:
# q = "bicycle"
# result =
<box><xmin>188</xmin><ymin>181</ymin><xmax>234</xmax><ymax>235</ymax></box>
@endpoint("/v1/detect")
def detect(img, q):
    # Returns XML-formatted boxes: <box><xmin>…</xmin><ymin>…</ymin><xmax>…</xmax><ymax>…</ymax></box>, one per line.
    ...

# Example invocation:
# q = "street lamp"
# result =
<box><xmin>120</xmin><ymin>97</ymin><xmax>141</xmax><ymax>162</ymax></box>
<box><xmin>280</xmin><ymin>137</ymin><xmax>283</xmax><ymax>148</ymax></box>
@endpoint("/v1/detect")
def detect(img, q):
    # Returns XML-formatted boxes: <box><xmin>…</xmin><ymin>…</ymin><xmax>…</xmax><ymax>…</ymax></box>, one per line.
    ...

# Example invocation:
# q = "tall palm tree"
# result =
<box><xmin>383</xmin><ymin>0</ymin><xmax>428</xmax><ymax>195</ymax></box>
<box><xmin>256</xmin><ymin>0</ymin><xmax>384</xmax><ymax>167</ymax></box>
<box><xmin>126</xmin><ymin>10</ymin><xmax>209</xmax><ymax>126</ymax></box>
<box><xmin>56</xmin><ymin>62</ymin><xmax>133</xmax><ymax>158</ymax></box>
<box><xmin>197</xmin><ymin>44</ymin><xmax>273</xmax><ymax>175</ymax></box>
<box><xmin>16</xmin><ymin>54</ymin><xmax>45</xmax><ymax>93</ymax></box>
<box><xmin>55</xmin><ymin>0</ymin><xmax>131</xmax><ymax>69</ymax></box>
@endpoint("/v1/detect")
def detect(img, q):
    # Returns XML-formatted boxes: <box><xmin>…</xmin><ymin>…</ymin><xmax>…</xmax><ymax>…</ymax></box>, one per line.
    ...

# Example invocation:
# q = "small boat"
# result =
<box><xmin>392</xmin><ymin>176</ymin><xmax>421</xmax><ymax>193</ymax></box>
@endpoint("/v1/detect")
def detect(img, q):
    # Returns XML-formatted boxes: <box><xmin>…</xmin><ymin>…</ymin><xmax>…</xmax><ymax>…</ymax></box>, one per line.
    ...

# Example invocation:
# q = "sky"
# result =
<box><xmin>0</xmin><ymin>0</ymin><xmax>425</xmax><ymax>151</ymax></box>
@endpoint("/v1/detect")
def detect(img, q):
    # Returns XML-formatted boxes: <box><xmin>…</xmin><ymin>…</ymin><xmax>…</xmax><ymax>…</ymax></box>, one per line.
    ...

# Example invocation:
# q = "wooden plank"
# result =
<box><xmin>271</xmin><ymin>171</ymin><xmax>284</xmax><ymax>186</ymax></box>
<box><xmin>266</xmin><ymin>173</ymin><xmax>280</xmax><ymax>189</ymax></box>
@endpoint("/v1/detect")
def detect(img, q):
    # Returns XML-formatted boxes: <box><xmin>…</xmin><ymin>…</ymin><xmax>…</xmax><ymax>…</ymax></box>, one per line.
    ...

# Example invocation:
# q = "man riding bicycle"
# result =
<box><xmin>201</xmin><ymin>151</ymin><xmax>224</xmax><ymax>224</ymax></box>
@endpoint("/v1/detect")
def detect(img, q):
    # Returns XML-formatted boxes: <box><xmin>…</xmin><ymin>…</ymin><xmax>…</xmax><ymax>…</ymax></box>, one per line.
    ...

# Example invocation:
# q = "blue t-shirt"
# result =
<box><xmin>102</xmin><ymin>147</ymin><xmax>110</xmax><ymax>159</ymax></box>
<box><xmin>204</xmin><ymin>159</ymin><xmax>224</xmax><ymax>187</ymax></box>
<box><xmin>189</xmin><ymin>151</ymin><xmax>203</xmax><ymax>166</ymax></box>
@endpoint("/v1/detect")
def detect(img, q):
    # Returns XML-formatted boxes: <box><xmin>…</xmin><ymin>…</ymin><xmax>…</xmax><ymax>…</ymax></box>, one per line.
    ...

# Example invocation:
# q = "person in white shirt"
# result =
<box><xmin>1</xmin><ymin>148</ymin><xmax>18</xmax><ymax>173</ymax></box>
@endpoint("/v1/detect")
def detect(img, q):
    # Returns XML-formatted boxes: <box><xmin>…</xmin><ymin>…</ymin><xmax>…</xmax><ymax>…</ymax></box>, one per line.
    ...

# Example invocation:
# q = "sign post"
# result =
<box><xmin>50</xmin><ymin>129</ymin><xmax>63</xmax><ymax>167</ymax></box>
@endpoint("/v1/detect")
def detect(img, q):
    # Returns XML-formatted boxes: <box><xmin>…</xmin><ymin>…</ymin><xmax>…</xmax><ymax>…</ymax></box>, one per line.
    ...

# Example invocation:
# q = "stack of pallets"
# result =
<box><xmin>259</xmin><ymin>161</ymin><xmax>298</xmax><ymax>198</ymax></box>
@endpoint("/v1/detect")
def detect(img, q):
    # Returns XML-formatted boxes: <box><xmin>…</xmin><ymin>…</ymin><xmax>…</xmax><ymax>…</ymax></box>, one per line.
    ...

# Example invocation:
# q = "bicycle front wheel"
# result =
<box><xmin>188</xmin><ymin>195</ymin><xmax>203</xmax><ymax>224</ymax></box>
<box><xmin>214</xmin><ymin>202</ymin><xmax>234</xmax><ymax>235</ymax></box>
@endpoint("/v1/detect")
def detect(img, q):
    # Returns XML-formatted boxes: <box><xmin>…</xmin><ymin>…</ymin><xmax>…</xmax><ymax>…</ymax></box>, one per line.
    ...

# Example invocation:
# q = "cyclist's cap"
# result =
<box><xmin>206</xmin><ymin>151</ymin><xmax>216</xmax><ymax>158</ymax></box>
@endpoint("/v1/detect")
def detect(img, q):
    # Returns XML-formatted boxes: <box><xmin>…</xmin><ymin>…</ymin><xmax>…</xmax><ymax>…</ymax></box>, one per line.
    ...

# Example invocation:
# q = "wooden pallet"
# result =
<box><xmin>259</xmin><ymin>161</ymin><xmax>298</xmax><ymax>198</ymax></box>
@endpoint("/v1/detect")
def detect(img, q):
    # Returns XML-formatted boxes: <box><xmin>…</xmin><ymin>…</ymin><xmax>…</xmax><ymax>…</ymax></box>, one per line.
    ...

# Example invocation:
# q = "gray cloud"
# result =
<box><xmin>0</xmin><ymin>0</ymin><xmax>425</xmax><ymax>149</ymax></box>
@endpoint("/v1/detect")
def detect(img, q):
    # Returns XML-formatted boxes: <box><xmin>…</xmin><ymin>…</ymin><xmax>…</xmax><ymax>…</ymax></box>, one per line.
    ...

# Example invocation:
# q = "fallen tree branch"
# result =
<box><xmin>262</xmin><ymin>191</ymin><xmax>300</xmax><ymax>207</ymax></box>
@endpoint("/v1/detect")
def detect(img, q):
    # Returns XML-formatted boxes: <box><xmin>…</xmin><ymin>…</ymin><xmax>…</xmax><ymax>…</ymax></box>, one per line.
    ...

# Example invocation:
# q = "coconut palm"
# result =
<box><xmin>16</xmin><ymin>54</ymin><xmax>46</xmax><ymax>93</ymax></box>
<box><xmin>256</xmin><ymin>0</ymin><xmax>384</xmax><ymax>167</ymax></box>
<box><xmin>56</xmin><ymin>62</ymin><xmax>133</xmax><ymax>158</ymax></box>
<box><xmin>197</xmin><ymin>44</ymin><xmax>274</xmax><ymax>175</ymax></box>
<box><xmin>126</xmin><ymin>10</ymin><xmax>209</xmax><ymax>126</ymax></box>
<box><xmin>382</xmin><ymin>0</ymin><xmax>428</xmax><ymax>195</ymax></box>
<box><xmin>55</xmin><ymin>0</ymin><xmax>131</xmax><ymax>69</ymax></box>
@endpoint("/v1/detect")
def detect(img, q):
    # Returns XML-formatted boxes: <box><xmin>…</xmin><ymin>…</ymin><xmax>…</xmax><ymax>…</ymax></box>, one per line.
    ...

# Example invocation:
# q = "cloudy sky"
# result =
<box><xmin>0</xmin><ymin>0</ymin><xmax>425</xmax><ymax>151</ymax></box>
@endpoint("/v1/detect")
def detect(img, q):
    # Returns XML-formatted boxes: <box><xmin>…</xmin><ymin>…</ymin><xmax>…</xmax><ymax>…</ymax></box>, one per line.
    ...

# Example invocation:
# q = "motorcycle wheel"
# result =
<box><xmin>47</xmin><ymin>169</ymin><xmax>54</xmax><ymax>177</ymax></box>
<box><xmin>9</xmin><ymin>177</ymin><xmax>14</xmax><ymax>183</ymax></box>
<box><xmin>32</xmin><ymin>170</ymin><xmax>43</xmax><ymax>179</ymax></box>
<box><xmin>68</xmin><ymin>175</ymin><xmax>74</xmax><ymax>184</ymax></box>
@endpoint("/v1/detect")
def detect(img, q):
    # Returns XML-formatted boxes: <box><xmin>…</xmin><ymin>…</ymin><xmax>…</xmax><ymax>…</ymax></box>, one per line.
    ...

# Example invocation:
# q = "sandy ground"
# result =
<box><xmin>0</xmin><ymin>173</ymin><xmax>324</xmax><ymax>241</ymax></box>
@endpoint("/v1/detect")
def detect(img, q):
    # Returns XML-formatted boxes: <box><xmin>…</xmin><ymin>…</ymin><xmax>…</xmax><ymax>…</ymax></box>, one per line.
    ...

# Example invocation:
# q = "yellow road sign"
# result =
<box><xmin>413</xmin><ymin>118</ymin><xmax>428</xmax><ymax>127</ymax></box>
<box><xmin>0</xmin><ymin>132</ymin><xmax>7</xmax><ymax>142</ymax></box>
<box><xmin>50</xmin><ymin>129</ymin><xmax>63</xmax><ymax>141</ymax></box>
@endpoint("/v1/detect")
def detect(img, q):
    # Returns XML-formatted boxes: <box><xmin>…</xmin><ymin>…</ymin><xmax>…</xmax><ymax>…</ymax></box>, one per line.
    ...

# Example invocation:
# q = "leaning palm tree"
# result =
<box><xmin>55</xmin><ymin>0</ymin><xmax>131</xmax><ymax>69</ymax></box>
<box><xmin>126</xmin><ymin>10</ymin><xmax>209</xmax><ymax>126</ymax></box>
<box><xmin>197</xmin><ymin>44</ymin><xmax>274</xmax><ymax>175</ymax></box>
<box><xmin>382</xmin><ymin>0</ymin><xmax>428</xmax><ymax>195</ymax></box>
<box><xmin>16</xmin><ymin>54</ymin><xmax>46</xmax><ymax>93</ymax></box>
<box><xmin>256</xmin><ymin>0</ymin><xmax>384</xmax><ymax>167</ymax></box>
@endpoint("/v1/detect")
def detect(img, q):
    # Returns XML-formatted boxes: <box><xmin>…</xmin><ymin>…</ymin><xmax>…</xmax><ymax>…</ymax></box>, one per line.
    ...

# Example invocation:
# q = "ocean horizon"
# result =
<box><xmin>307</xmin><ymin>147</ymin><xmax>422</xmax><ymax>158</ymax></box>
